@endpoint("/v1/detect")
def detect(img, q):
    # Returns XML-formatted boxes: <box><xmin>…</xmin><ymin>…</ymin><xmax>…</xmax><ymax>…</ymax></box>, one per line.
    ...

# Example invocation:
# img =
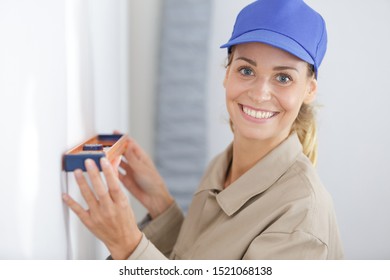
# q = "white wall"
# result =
<box><xmin>66</xmin><ymin>0</ymin><xmax>130</xmax><ymax>260</ymax></box>
<box><xmin>128</xmin><ymin>0</ymin><xmax>162</xmax><ymax>220</ymax></box>
<box><xmin>207</xmin><ymin>0</ymin><xmax>390</xmax><ymax>259</ymax></box>
<box><xmin>0</xmin><ymin>0</ymin><xmax>69</xmax><ymax>259</ymax></box>
<box><xmin>0</xmin><ymin>0</ymin><xmax>130</xmax><ymax>259</ymax></box>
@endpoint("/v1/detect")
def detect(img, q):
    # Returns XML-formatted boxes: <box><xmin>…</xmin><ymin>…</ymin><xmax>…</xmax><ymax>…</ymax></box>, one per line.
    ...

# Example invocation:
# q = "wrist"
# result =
<box><xmin>109</xmin><ymin>230</ymin><xmax>143</xmax><ymax>260</ymax></box>
<box><xmin>148</xmin><ymin>194</ymin><xmax>174</xmax><ymax>219</ymax></box>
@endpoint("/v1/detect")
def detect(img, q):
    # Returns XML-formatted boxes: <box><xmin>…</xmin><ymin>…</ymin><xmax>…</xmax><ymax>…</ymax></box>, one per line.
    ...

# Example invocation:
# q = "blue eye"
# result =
<box><xmin>239</xmin><ymin>67</ymin><xmax>254</xmax><ymax>76</ymax></box>
<box><xmin>276</xmin><ymin>74</ymin><xmax>292</xmax><ymax>84</ymax></box>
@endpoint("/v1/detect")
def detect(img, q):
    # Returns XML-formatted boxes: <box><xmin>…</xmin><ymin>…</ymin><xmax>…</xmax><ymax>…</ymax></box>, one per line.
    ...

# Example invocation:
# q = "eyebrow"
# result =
<box><xmin>235</xmin><ymin>57</ymin><xmax>299</xmax><ymax>73</ymax></box>
<box><xmin>273</xmin><ymin>66</ymin><xmax>299</xmax><ymax>73</ymax></box>
<box><xmin>235</xmin><ymin>57</ymin><xmax>257</xmax><ymax>66</ymax></box>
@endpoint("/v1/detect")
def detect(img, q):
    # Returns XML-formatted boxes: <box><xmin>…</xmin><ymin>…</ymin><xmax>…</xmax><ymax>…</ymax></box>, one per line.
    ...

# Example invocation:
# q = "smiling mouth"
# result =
<box><xmin>241</xmin><ymin>105</ymin><xmax>278</xmax><ymax>119</ymax></box>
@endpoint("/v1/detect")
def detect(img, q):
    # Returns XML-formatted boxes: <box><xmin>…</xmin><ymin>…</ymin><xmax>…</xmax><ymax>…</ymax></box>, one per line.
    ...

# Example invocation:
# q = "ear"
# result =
<box><xmin>303</xmin><ymin>78</ymin><xmax>318</xmax><ymax>104</ymax></box>
<box><xmin>223</xmin><ymin>67</ymin><xmax>230</xmax><ymax>89</ymax></box>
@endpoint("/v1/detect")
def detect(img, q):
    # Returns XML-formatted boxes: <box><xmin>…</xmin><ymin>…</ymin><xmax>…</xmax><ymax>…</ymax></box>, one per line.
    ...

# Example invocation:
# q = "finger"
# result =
<box><xmin>84</xmin><ymin>159</ymin><xmax>112</xmax><ymax>204</ymax></box>
<box><xmin>113</xmin><ymin>130</ymin><xmax>122</xmax><ymax>135</ymax></box>
<box><xmin>124</xmin><ymin>145</ymin><xmax>144</xmax><ymax>170</ymax></box>
<box><xmin>126</xmin><ymin>139</ymin><xmax>151</xmax><ymax>164</ymax></box>
<box><xmin>118</xmin><ymin>169</ymin><xmax>138</xmax><ymax>192</ymax></box>
<box><xmin>110</xmin><ymin>155</ymin><xmax>122</xmax><ymax>176</ymax></box>
<box><xmin>62</xmin><ymin>193</ymin><xmax>92</xmax><ymax>227</ymax></box>
<box><xmin>101</xmin><ymin>157</ymin><xmax>126</xmax><ymax>203</ymax></box>
<box><xmin>117</xmin><ymin>161</ymin><xmax>143</xmax><ymax>193</ymax></box>
<box><xmin>118</xmin><ymin>159</ymin><xmax>137</xmax><ymax>187</ymax></box>
<box><xmin>118</xmin><ymin>159</ymin><xmax>132</xmax><ymax>182</ymax></box>
<box><xmin>119</xmin><ymin>158</ymin><xmax>132</xmax><ymax>174</ymax></box>
<box><xmin>74</xmin><ymin>169</ymin><xmax>98</xmax><ymax>209</ymax></box>
<box><xmin>111</xmin><ymin>155</ymin><xmax>122</xmax><ymax>168</ymax></box>
<box><xmin>124</xmin><ymin>141</ymin><xmax>138</xmax><ymax>161</ymax></box>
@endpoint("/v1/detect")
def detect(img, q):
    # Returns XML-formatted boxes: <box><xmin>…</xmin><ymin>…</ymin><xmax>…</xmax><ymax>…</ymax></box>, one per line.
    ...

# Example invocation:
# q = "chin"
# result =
<box><xmin>234</xmin><ymin>127</ymin><xmax>273</xmax><ymax>142</ymax></box>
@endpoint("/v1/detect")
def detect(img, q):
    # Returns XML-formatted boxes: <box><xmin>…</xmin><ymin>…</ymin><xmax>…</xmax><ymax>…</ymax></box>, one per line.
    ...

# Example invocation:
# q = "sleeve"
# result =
<box><xmin>105</xmin><ymin>234</ymin><xmax>168</xmax><ymax>260</ymax></box>
<box><xmin>106</xmin><ymin>201</ymin><xmax>184</xmax><ymax>260</ymax></box>
<box><xmin>141</xmin><ymin>201</ymin><xmax>184</xmax><ymax>257</ymax></box>
<box><xmin>243</xmin><ymin>231</ymin><xmax>328</xmax><ymax>260</ymax></box>
<box><xmin>126</xmin><ymin>234</ymin><xmax>168</xmax><ymax>260</ymax></box>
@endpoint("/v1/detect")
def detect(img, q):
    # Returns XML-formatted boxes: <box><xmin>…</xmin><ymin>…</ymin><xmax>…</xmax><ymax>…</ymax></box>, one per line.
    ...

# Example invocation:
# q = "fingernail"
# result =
<box><xmin>74</xmin><ymin>169</ymin><xmax>83</xmax><ymax>178</ymax></box>
<box><xmin>62</xmin><ymin>193</ymin><xmax>69</xmax><ymax>201</ymax></box>
<box><xmin>85</xmin><ymin>159</ymin><xmax>94</xmax><ymax>169</ymax></box>
<box><xmin>100</xmin><ymin>157</ymin><xmax>109</xmax><ymax>167</ymax></box>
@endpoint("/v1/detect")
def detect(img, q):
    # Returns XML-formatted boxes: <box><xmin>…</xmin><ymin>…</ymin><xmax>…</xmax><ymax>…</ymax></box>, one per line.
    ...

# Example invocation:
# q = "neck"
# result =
<box><xmin>225</xmin><ymin>133</ymin><xmax>287</xmax><ymax>188</ymax></box>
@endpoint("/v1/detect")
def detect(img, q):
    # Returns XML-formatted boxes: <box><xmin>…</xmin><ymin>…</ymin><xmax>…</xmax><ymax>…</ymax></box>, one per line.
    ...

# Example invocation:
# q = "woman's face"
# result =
<box><xmin>224</xmin><ymin>42</ymin><xmax>317</xmax><ymax>144</ymax></box>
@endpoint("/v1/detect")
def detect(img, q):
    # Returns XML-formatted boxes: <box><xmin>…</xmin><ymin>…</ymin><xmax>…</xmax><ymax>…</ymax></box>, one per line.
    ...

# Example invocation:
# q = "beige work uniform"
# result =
<box><xmin>128</xmin><ymin>133</ymin><xmax>344</xmax><ymax>259</ymax></box>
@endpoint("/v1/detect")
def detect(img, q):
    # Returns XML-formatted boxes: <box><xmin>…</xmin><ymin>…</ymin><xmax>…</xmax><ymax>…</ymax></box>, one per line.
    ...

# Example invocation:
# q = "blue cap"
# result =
<box><xmin>221</xmin><ymin>0</ymin><xmax>327</xmax><ymax>78</ymax></box>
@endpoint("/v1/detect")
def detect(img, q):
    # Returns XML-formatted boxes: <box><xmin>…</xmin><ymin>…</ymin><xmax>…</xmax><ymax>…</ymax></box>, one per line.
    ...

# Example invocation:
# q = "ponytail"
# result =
<box><xmin>291</xmin><ymin>103</ymin><xmax>318</xmax><ymax>166</ymax></box>
<box><xmin>291</xmin><ymin>63</ymin><xmax>318</xmax><ymax>166</ymax></box>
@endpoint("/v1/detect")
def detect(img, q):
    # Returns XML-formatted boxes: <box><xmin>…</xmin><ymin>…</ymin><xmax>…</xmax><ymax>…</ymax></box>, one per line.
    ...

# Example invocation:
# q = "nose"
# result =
<box><xmin>247</xmin><ymin>78</ymin><xmax>272</xmax><ymax>103</ymax></box>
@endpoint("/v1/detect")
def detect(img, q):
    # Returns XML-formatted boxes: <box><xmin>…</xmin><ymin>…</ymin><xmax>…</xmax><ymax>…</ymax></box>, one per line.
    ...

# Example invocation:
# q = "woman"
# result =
<box><xmin>63</xmin><ymin>0</ymin><xmax>343</xmax><ymax>259</ymax></box>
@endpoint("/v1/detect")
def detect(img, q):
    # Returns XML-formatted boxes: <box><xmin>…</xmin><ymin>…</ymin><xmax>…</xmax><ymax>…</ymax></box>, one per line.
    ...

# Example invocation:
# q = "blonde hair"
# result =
<box><xmin>290</xmin><ymin>102</ymin><xmax>318</xmax><ymax>166</ymax></box>
<box><xmin>290</xmin><ymin>64</ymin><xmax>318</xmax><ymax>166</ymax></box>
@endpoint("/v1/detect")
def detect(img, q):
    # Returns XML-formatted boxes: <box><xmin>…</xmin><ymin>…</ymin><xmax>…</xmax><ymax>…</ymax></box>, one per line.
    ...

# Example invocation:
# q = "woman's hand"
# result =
<box><xmin>63</xmin><ymin>157</ymin><xmax>142</xmax><ymax>260</ymax></box>
<box><xmin>119</xmin><ymin>137</ymin><xmax>174</xmax><ymax>219</ymax></box>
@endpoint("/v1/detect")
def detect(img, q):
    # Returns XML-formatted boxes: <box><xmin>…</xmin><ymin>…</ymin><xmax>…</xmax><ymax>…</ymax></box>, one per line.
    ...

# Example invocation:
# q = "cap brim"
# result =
<box><xmin>221</xmin><ymin>29</ymin><xmax>314</xmax><ymax>66</ymax></box>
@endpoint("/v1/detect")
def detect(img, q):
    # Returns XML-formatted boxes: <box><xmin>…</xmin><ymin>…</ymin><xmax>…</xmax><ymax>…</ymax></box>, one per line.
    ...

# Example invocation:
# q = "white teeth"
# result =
<box><xmin>243</xmin><ymin>106</ymin><xmax>275</xmax><ymax>119</ymax></box>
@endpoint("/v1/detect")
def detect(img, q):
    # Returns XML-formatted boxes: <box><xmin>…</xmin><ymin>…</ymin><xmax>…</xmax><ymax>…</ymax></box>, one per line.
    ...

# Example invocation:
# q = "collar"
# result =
<box><xmin>196</xmin><ymin>133</ymin><xmax>303</xmax><ymax>216</ymax></box>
